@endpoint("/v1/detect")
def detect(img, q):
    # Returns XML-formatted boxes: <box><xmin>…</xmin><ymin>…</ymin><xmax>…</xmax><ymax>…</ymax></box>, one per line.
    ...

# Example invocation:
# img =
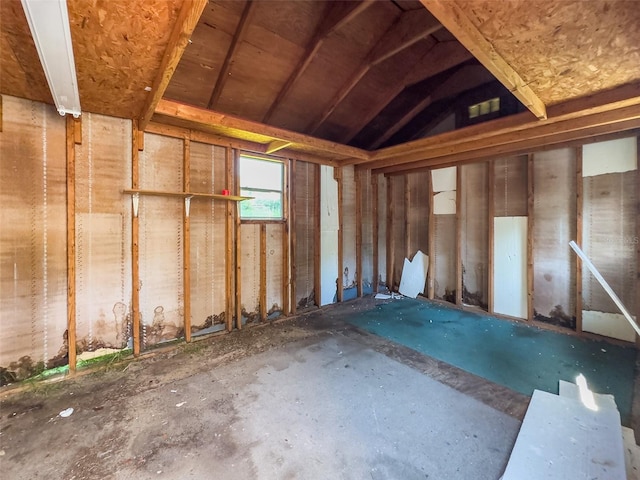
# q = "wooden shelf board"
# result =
<box><xmin>123</xmin><ymin>188</ymin><xmax>251</xmax><ymax>201</ymax></box>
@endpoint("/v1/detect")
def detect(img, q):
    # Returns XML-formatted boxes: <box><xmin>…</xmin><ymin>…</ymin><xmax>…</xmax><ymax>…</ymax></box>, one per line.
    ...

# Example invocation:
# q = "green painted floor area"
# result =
<box><xmin>347</xmin><ymin>299</ymin><xmax>637</xmax><ymax>425</ymax></box>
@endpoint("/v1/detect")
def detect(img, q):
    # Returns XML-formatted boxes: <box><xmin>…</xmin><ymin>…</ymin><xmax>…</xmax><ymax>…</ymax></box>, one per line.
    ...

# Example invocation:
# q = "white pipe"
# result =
<box><xmin>569</xmin><ymin>240</ymin><xmax>640</xmax><ymax>337</ymax></box>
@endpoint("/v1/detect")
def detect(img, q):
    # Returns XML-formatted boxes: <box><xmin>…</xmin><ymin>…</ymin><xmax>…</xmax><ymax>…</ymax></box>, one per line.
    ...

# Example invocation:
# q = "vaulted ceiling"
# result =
<box><xmin>2</xmin><ymin>0</ymin><xmax>640</xmax><ymax>165</ymax></box>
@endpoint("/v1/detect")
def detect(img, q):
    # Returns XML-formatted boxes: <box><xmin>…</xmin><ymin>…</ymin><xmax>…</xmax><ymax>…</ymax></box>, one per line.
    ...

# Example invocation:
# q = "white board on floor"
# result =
<box><xmin>583</xmin><ymin>136</ymin><xmax>637</xmax><ymax>177</ymax></box>
<box><xmin>320</xmin><ymin>165</ymin><xmax>338</xmax><ymax>306</ymax></box>
<box><xmin>398</xmin><ymin>250</ymin><xmax>429</xmax><ymax>298</ymax></box>
<box><xmin>493</xmin><ymin>216</ymin><xmax>527</xmax><ymax>319</ymax></box>
<box><xmin>582</xmin><ymin>310</ymin><xmax>637</xmax><ymax>343</ymax></box>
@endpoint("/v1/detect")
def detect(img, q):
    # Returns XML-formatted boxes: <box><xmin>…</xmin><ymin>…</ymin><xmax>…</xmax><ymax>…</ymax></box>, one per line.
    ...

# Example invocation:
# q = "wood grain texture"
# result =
<box><xmin>66</xmin><ymin>116</ymin><xmax>77</xmax><ymax>371</ymax></box>
<box><xmin>575</xmin><ymin>147</ymin><xmax>583</xmax><ymax>333</ymax></box>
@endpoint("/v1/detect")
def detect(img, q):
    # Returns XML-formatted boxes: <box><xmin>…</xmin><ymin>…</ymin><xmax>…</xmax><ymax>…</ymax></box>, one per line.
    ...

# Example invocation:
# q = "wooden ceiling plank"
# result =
<box><xmin>155</xmin><ymin>98</ymin><xmax>370</xmax><ymax>160</ymax></box>
<box><xmin>368</xmin><ymin>95</ymin><xmax>434</xmax><ymax>150</ymax></box>
<box><xmin>261</xmin><ymin>0</ymin><xmax>375</xmax><ymax>123</ymax></box>
<box><xmin>420</xmin><ymin>0</ymin><xmax>547</xmax><ymax>120</ymax></box>
<box><xmin>265</xmin><ymin>140</ymin><xmax>292</xmax><ymax>154</ymax></box>
<box><xmin>207</xmin><ymin>0</ymin><xmax>258</xmax><ymax>110</ymax></box>
<box><xmin>139</xmin><ymin>0</ymin><xmax>207</xmax><ymax>130</ymax></box>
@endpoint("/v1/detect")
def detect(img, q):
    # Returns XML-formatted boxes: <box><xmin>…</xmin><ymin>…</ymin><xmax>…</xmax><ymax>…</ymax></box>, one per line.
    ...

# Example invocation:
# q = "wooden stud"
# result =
<box><xmin>260</xmin><ymin>224</ymin><xmax>267</xmax><ymax>321</ymax></box>
<box><xmin>335</xmin><ymin>167</ymin><xmax>344</xmax><ymax>302</ymax></box>
<box><xmin>225</xmin><ymin>147</ymin><xmax>234</xmax><ymax>332</ymax></box>
<box><xmin>290</xmin><ymin>159</ymin><xmax>297</xmax><ymax>315</ymax></box>
<box><xmin>455</xmin><ymin>166</ymin><xmax>462</xmax><ymax>305</ymax></box>
<box><xmin>282</xmin><ymin>160</ymin><xmax>291</xmax><ymax>315</ymax></box>
<box><xmin>182</xmin><ymin>136</ymin><xmax>191</xmax><ymax>342</ymax></box>
<box><xmin>131</xmin><ymin>120</ymin><xmax>141</xmax><ymax>355</ymax></box>
<box><xmin>139</xmin><ymin>0</ymin><xmax>207</xmax><ymax>130</ymax></box>
<box><xmin>0</xmin><ymin>95</ymin><xmax>3</xmax><ymax>132</ymax></box>
<box><xmin>427</xmin><ymin>171</ymin><xmax>435</xmax><ymax>299</ymax></box>
<box><xmin>265</xmin><ymin>140</ymin><xmax>292</xmax><ymax>155</ymax></box>
<box><xmin>575</xmin><ymin>147</ymin><xmax>583</xmax><ymax>333</ymax></box>
<box><xmin>386</xmin><ymin>176</ymin><xmax>394</xmax><ymax>290</ymax></box>
<box><xmin>207</xmin><ymin>0</ymin><xmax>257</xmax><ymax>109</ymax></box>
<box><xmin>314</xmin><ymin>163</ymin><xmax>321</xmax><ymax>306</ymax></box>
<box><xmin>372</xmin><ymin>175</ymin><xmax>379</xmax><ymax>294</ymax></box>
<box><xmin>487</xmin><ymin>160</ymin><xmax>495</xmax><ymax>314</ymax></box>
<box><xmin>527</xmin><ymin>153</ymin><xmax>534</xmax><ymax>321</ymax></box>
<box><xmin>636</xmin><ymin>137</ymin><xmax>640</xmax><ymax>345</ymax></box>
<box><xmin>419</xmin><ymin>0</ymin><xmax>547</xmax><ymax>120</ymax></box>
<box><xmin>404</xmin><ymin>174</ymin><xmax>411</xmax><ymax>258</ymax></box>
<box><xmin>355</xmin><ymin>169</ymin><xmax>363</xmax><ymax>297</ymax></box>
<box><xmin>73</xmin><ymin>116</ymin><xmax>82</xmax><ymax>144</ymax></box>
<box><xmin>234</xmin><ymin>149</ymin><xmax>243</xmax><ymax>329</ymax></box>
<box><xmin>137</xmin><ymin>129</ymin><xmax>144</xmax><ymax>151</ymax></box>
<box><xmin>65</xmin><ymin>116</ymin><xmax>77</xmax><ymax>373</ymax></box>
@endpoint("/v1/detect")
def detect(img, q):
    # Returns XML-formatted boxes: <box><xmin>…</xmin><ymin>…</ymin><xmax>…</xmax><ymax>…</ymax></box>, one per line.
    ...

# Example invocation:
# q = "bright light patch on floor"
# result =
<box><xmin>576</xmin><ymin>374</ymin><xmax>598</xmax><ymax>411</ymax></box>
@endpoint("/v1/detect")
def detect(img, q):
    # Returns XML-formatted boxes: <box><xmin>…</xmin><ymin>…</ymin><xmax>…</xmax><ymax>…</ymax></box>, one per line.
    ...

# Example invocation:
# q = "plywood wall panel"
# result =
<box><xmin>266</xmin><ymin>223</ymin><xmax>283</xmax><ymax>315</ymax></box>
<box><xmin>241</xmin><ymin>223</ymin><xmax>260</xmax><ymax>320</ymax></box>
<box><xmin>493</xmin><ymin>156</ymin><xmax>528</xmax><ymax>217</ymax></box>
<box><xmin>377</xmin><ymin>175</ymin><xmax>387</xmax><ymax>286</ymax></box>
<box><xmin>407</xmin><ymin>171</ymin><xmax>429</xmax><ymax>256</ymax></box>
<box><xmin>461</xmin><ymin>162</ymin><xmax>488</xmax><ymax>308</ymax></box>
<box><xmin>294</xmin><ymin>161</ymin><xmax>316</xmax><ymax>307</ymax></box>
<box><xmin>433</xmin><ymin>215</ymin><xmax>456</xmax><ymax>301</ymax></box>
<box><xmin>341</xmin><ymin>166</ymin><xmax>357</xmax><ymax>290</ymax></box>
<box><xmin>0</xmin><ymin>96</ymin><xmax>67</xmax><ymax>377</ymax></box>
<box><xmin>532</xmin><ymin>148</ymin><xmax>577</xmax><ymax>328</ymax></box>
<box><xmin>391</xmin><ymin>175</ymin><xmax>406</xmax><ymax>289</ymax></box>
<box><xmin>359</xmin><ymin>169</ymin><xmax>373</xmax><ymax>289</ymax></box>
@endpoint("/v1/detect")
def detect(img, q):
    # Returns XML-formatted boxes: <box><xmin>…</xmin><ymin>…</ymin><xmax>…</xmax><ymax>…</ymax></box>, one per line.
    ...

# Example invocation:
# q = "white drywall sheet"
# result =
<box><xmin>431</xmin><ymin>166</ymin><xmax>456</xmax><ymax>192</ymax></box>
<box><xmin>582</xmin><ymin>310</ymin><xmax>637</xmax><ymax>343</ymax></box>
<box><xmin>502</xmin><ymin>390</ymin><xmax>625</xmax><ymax>480</ymax></box>
<box><xmin>433</xmin><ymin>191</ymin><xmax>456</xmax><ymax>215</ymax></box>
<box><xmin>398</xmin><ymin>250</ymin><xmax>429</xmax><ymax>298</ymax></box>
<box><xmin>583</xmin><ymin>136</ymin><xmax>637</xmax><ymax>177</ymax></box>
<box><xmin>320</xmin><ymin>165</ymin><xmax>338</xmax><ymax>306</ymax></box>
<box><xmin>493</xmin><ymin>216</ymin><xmax>527</xmax><ymax>319</ymax></box>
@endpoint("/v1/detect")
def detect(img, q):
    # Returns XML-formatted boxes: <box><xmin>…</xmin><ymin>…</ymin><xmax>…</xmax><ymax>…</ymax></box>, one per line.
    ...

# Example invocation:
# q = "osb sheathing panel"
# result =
<box><xmin>67</xmin><ymin>0</ymin><xmax>182</xmax><ymax>118</ymax></box>
<box><xmin>0</xmin><ymin>96</ymin><xmax>67</xmax><ymax>372</ymax></box>
<box><xmin>359</xmin><ymin>170</ymin><xmax>373</xmax><ymax>287</ymax></box>
<box><xmin>294</xmin><ymin>161</ymin><xmax>316</xmax><ymax>307</ymax></box>
<box><xmin>0</xmin><ymin>2</ymin><xmax>52</xmax><ymax>104</ymax></box>
<box><xmin>189</xmin><ymin>142</ymin><xmax>226</xmax><ymax>331</ymax></box>
<box><xmin>582</xmin><ymin>172</ymin><xmax>637</xmax><ymax>315</ymax></box>
<box><xmin>391</xmin><ymin>175</ymin><xmax>406</xmax><ymax>288</ymax></box>
<box><xmin>462</xmin><ymin>0</ymin><xmax>640</xmax><ymax>105</ymax></box>
<box><xmin>461</xmin><ymin>162</ymin><xmax>488</xmax><ymax>308</ymax></box>
<box><xmin>240</xmin><ymin>223</ymin><xmax>260</xmax><ymax>318</ymax></box>
<box><xmin>266</xmin><ymin>223</ymin><xmax>284</xmax><ymax>314</ymax></box>
<box><xmin>341</xmin><ymin>166</ymin><xmax>357</xmax><ymax>289</ymax></box>
<box><xmin>493</xmin><ymin>156</ymin><xmax>528</xmax><ymax>217</ymax></box>
<box><xmin>532</xmin><ymin>148</ymin><xmax>576</xmax><ymax>328</ymax></box>
<box><xmin>407</xmin><ymin>172</ymin><xmax>429</xmax><ymax>257</ymax></box>
<box><xmin>139</xmin><ymin>134</ymin><xmax>184</xmax><ymax>348</ymax></box>
<box><xmin>75</xmin><ymin>113</ymin><xmax>132</xmax><ymax>352</ymax></box>
<box><xmin>434</xmin><ymin>214</ymin><xmax>456</xmax><ymax>301</ymax></box>
<box><xmin>377</xmin><ymin>175</ymin><xmax>387</xmax><ymax>285</ymax></box>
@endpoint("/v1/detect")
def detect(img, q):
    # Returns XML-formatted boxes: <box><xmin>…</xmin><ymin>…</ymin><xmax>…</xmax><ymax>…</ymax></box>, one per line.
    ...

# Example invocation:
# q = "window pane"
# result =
<box><xmin>240</xmin><ymin>189</ymin><xmax>282</xmax><ymax>219</ymax></box>
<box><xmin>240</xmin><ymin>157</ymin><xmax>283</xmax><ymax>191</ymax></box>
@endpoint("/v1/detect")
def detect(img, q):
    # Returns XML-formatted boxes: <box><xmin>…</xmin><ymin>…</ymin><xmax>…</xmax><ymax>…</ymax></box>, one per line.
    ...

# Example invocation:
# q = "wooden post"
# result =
<box><xmin>371</xmin><ymin>174</ymin><xmax>379</xmax><ymax>294</ymax></box>
<box><xmin>527</xmin><ymin>153</ymin><xmax>534</xmax><ymax>321</ymax></box>
<box><xmin>182</xmin><ymin>136</ymin><xmax>191</xmax><ymax>342</ymax></box>
<box><xmin>455</xmin><ymin>166</ymin><xmax>462</xmax><ymax>305</ymax></box>
<box><xmin>282</xmin><ymin>160</ymin><xmax>291</xmax><ymax>315</ymax></box>
<box><xmin>487</xmin><ymin>160</ymin><xmax>495</xmax><ymax>314</ymax></box>
<box><xmin>575</xmin><ymin>147</ymin><xmax>583</xmax><ymax>333</ymax></box>
<box><xmin>386</xmin><ymin>175</ymin><xmax>394</xmax><ymax>290</ymax></box>
<box><xmin>225</xmin><ymin>147</ymin><xmax>234</xmax><ymax>331</ymax></box>
<box><xmin>131</xmin><ymin>121</ymin><xmax>141</xmax><ymax>355</ymax></box>
<box><xmin>260</xmin><ymin>224</ymin><xmax>267</xmax><ymax>321</ymax></box>
<box><xmin>405</xmin><ymin>174</ymin><xmax>411</xmax><ymax>258</ymax></box>
<box><xmin>355</xmin><ymin>168</ymin><xmax>363</xmax><ymax>298</ymax></box>
<box><xmin>290</xmin><ymin>159</ymin><xmax>297</xmax><ymax>314</ymax></box>
<box><xmin>335</xmin><ymin>167</ymin><xmax>344</xmax><ymax>302</ymax></box>
<box><xmin>636</xmin><ymin>137</ymin><xmax>640</xmax><ymax>345</ymax></box>
<box><xmin>427</xmin><ymin>171</ymin><xmax>435</xmax><ymax>299</ymax></box>
<box><xmin>73</xmin><ymin>117</ymin><xmax>82</xmax><ymax>145</ymax></box>
<box><xmin>65</xmin><ymin>116</ymin><xmax>77</xmax><ymax>373</ymax></box>
<box><xmin>314</xmin><ymin>163</ymin><xmax>321</xmax><ymax>306</ymax></box>
<box><xmin>234</xmin><ymin>149</ymin><xmax>243</xmax><ymax>329</ymax></box>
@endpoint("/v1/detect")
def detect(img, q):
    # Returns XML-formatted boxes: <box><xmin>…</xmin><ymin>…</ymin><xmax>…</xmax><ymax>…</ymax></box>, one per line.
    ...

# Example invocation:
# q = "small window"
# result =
<box><xmin>239</xmin><ymin>156</ymin><xmax>284</xmax><ymax>220</ymax></box>
<box><xmin>468</xmin><ymin>97</ymin><xmax>500</xmax><ymax>119</ymax></box>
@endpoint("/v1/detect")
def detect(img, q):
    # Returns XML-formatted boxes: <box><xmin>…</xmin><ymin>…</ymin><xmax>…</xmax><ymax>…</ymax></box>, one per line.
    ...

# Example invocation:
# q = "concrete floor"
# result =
<box><xmin>1</xmin><ymin>299</ymin><xmax>527</xmax><ymax>479</ymax></box>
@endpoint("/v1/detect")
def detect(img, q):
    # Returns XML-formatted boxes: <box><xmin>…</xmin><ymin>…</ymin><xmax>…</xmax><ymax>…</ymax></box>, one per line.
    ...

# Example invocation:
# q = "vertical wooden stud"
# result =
<box><xmin>405</xmin><ymin>174</ymin><xmax>411</xmax><ymax>258</ymax></box>
<box><xmin>386</xmin><ymin>175</ymin><xmax>394</xmax><ymax>290</ymax></box>
<box><xmin>314</xmin><ymin>163</ymin><xmax>321</xmax><ymax>306</ymax></box>
<box><xmin>235</xmin><ymin>149</ymin><xmax>243</xmax><ymax>329</ymax></box>
<box><xmin>527</xmin><ymin>153</ymin><xmax>534</xmax><ymax>322</ymax></box>
<box><xmin>487</xmin><ymin>160</ymin><xmax>495</xmax><ymax>314</ymax></box>
<box><xmin>455</xmin><ymin>166</ymin><xmax>462</xmax><ymax>305</ymax></box>
<box><xmin>260</xmin><ymin>224</ymin><xmax>267</xmax><ymax>321</ymax></box>
<box><xmin>575</xmin><ymin>147</ymin><xmax>583</xmax><ymax>333</ymax></box>
<box><xmin>427</xmin><ymin>171</ymin><xmax>435</xmax><ymax>300</ymax></box>
<box><xmin>225</xmin><ymin>147</ymin><xmax>234</xmax><ymax>332</ymax></box>
<box><xmin>335</xmin><ymin>167</ymin><xmax>344</xmax><ymax>302</ymax></box>
<box><xmin>290</xmin><ymin>159</ymin><xmax>297</xmax><ymax>315</ymax></box>
<box><xmin>282</xmin><ymin>160</ymin><xmax>291</xmax><ymax>315</ymax></box>
<box><xmin>0</xmin><ymin>95</ymin><xmax>3</xmax><ymax>132</ymax></box>
<box><xmin>65</xmin><ymin>116</ymin><xmax>77</xmax><ymax>372</ymax></box>
<box><xmin>355</xmin><ymin>169</ymin><xmax>363</xmax><ymax>297</ymax></box>
<box><xmin>182</xmin><ymin>136</ymin><xmax>191</xmax><ymax>342</ymax></box>
<box><xmin>131</xmin><ymin>120</ymin><xmax>141</xmax><ymax>355</ymax></box>
<box><xmin>636</xmin><ymin>137</ymin><xmax>640</xmax><ymax>345</ymax></box>
<box><xmin>371</xmin><ymin>174</ymin><xmax>379</xmax><ymax>294</ymax></box>
<box><xmin>73</xmin><ymin>117</ymin><xmax>82</xmax><ymax>144</ymax></box>
<box><xmin>137</xmin><ymin>129</ymin><xmax>145</xmax><ymax>151</ymax></box>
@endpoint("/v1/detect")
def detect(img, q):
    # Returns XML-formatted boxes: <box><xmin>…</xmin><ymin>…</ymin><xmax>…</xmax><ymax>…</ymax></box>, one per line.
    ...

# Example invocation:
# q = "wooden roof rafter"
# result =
<box><xmin>261</xmin><ymin>0</ymin><xmax>375</xmax><ymax>124</ymax></box>
<box><xmin>419</xmin><ymin>0</ymin><xmax>547</xmax><ymax>120</ymax></box>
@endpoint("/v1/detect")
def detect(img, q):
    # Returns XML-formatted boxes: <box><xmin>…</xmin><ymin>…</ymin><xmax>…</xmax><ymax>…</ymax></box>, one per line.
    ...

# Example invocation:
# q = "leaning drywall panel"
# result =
<box><xmin>266</xmin><ymin>223</ymin><xmax>284</xmax><ymax>315</ymax></box>
<box><xmin>139</xmin><ymin>134</ymin><xmax>184</xmax><ymax>348</ymax></box>
<box><xmin>433</xmin><ymin>214</ymin><xmax>456</xmax><ymax>301</ymax></box>
<box><xmin>0</xmin><ymin>96</ymin><xmax>68</xmax><ymax>379</ymax></box>
<box><xmin>532</xmin><ymin>148</ymin><xmax>577</xmax><ymax>329</ymax></box>
<box><xmin>240</xmin><ymin>223</ymin><xmax>260</xmax><ymax>322</ymax></box>
<box><xmin>341</xmin><ymin>166</ymin><xmax>357</xmax><ymax>290</ymax></box>
<box><xmin>493</xmin><ymin>216</ymin><xmax>528</xmax><ymax>319</ymax></box>
<box><xmin>377</xmin><ymin>175</ymin><xmax>387</xmax><ymax>286</ymax></box>
<box><xmin>391</xmin><ymin>175</ymin><xmax>406</xmax><ymax>289</ymax></box>
<box><xmin>407</xmin><ymin>171</ymin><xmax>429</xmax><ymax>258</ymax></box>
<box><xmin>461</xmin><ymin>162</ymin><xmax>489</xmax><ymax>308</ymax></box>
<box><xmin>320</xmin><ymin>165</ymin><xmax>339</xmax><ymax>306</ymax></box>
<box><xmin>294</xmin><ymin>161</ymin><xmax>316</xmax><ymax>308</ymax></box>
<box><xmin>494</xmin><ymin>156</ymin><xmax>528</xmax><ymax>217</ymax></box>
<box><xmin>583</xmin><ymin>137</ymin><xmax>637</xmax><ymax>177</ymax></box>
<box><xmin>582</xmin><ymin>311</ymin><xmax>636</xmax><ymax>343</ymax></box>
<box><xmin>189</xmin><ymin>142</ymin><xmax>227</xmax><ymax>333</ymax></box>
